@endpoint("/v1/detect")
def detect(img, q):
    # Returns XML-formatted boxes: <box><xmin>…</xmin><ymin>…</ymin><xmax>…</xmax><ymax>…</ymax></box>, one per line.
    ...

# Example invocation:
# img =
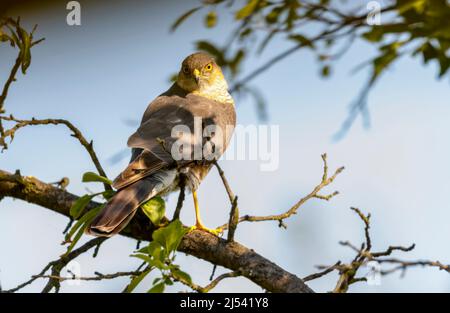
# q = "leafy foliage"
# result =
<box><xmin>0</xmin><ymin>17</ymin><xmax>44</xmax><ymax>149</ymax></box>
<box><xmin>141</xmin><ymin>196</ymin><xmax>166</xmax><ymax>226</ymax></box>
<box><xmin>0</xmin><ymin>17</ymin><xmax>43</xmax><ymax>75</ymax></box>
<box><xmin>171</xmin><ymin>0</ymin><xmax>450</xmax><ymax>134</ymax></box>
<box><xmin>82</xmin><ymin>171</ymin><xmax>113</xmax><ymax>186</ymax></box>
<box><xmin>128</xmin><ymin>220</ymin><xmax>191</xmax><ymax>293</ymax></box>
<box><xmin>64</xmin><ymin>172</ymin><xmax>115</xmax><ymax>254</ymax></box>
<box><xmin>66</xmin><ymin>172</ymin><xmax>191</xmax><ymax>293</ymax></box>
<box><xmin>69</xmin><ymin>194</ymin><xmax>97</xmax><ymax>219</ymax></box>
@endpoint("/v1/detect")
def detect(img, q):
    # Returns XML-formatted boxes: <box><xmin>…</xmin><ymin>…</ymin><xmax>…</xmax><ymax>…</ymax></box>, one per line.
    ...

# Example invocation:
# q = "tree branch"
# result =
<box><xmin>219</xmin><ymin>153</ymin><xmax>344</xmax><ymax>230</ymax></box>
<box><xmin>34</xmin><ymin>270</ymin><xmax>142</xmax><ymax>282</ymax></box>
<box><xmin>0</xmin><ymin>115</ymin><xmax>110</xmax><ymax>190</ymax></box>
<box><xmin>213</xmin><ymin>161</ymin><xmax>239</xmax><ymax>241</ymax></box>
<box><xmin>311</xmin><ymin>207</ymin><xmax>450</xmax><ymax>293</ymax></box>
<box><xmin>0</xmin><ymin>169</ymin><xmax>313</xmax><ymax>293</ymax></box>
<box><xmin>170</xmin><ymin>270</ymin><xmax>240</xmax><ymax>293</ymax></box>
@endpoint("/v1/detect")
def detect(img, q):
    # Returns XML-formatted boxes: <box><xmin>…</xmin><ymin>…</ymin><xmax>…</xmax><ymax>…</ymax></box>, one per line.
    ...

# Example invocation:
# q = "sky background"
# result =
<box><xmin>1</xmin><ymin>0</ymin><xmax>450</xmax><ymax>293</ymax></box>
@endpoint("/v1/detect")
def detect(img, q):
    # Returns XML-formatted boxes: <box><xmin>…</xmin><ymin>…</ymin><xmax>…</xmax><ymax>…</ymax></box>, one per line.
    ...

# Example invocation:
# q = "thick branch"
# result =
<box><xmin>0</xmin><ymin>169</ymin><xmax>313</xmax><ymax>293</ymax></box>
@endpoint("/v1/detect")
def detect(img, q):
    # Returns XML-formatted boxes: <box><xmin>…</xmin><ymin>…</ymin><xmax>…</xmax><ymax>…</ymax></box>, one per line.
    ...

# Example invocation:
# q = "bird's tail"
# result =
<box><xmin>86</xmin><ymin>179</ymin><xmax>157</xmax><ymax>237</ymax></box>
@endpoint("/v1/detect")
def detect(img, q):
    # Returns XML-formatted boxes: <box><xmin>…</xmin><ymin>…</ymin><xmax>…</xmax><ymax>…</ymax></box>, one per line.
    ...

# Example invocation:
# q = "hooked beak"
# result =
<box><xmin>193</xmin><ymin>68</ymin><xmax>201</xmax><ymax>83</ymax></box>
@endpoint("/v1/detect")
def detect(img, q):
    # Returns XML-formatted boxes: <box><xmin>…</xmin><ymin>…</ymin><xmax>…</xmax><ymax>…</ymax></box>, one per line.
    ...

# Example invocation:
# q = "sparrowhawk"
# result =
<box><xmin>87</xmin><ymin>52</ymin><xmax>236</xmax><ymax>237</ymax></box>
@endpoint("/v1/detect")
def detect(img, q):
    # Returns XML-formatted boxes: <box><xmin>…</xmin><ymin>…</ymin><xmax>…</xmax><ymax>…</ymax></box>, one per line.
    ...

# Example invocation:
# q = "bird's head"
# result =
<box><xmin>176</xmin><ymin>52</ymin><xmax>231</xmax><ymax>102</ymax></box>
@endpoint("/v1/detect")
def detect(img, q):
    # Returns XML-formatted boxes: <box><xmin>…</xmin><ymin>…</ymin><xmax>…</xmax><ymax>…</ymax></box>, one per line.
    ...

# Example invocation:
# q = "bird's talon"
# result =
<box><xmin>189</xmin><ymin>224</ymin><xmax>223</xmax><ymax>236</ymax></box>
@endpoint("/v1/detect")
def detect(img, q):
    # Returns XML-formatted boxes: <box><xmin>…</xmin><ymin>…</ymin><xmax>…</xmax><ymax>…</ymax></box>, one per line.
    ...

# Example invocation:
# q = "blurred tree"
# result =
<box><xmin>173</xmin><ymin>0</ymin><xmax>450</xmax><ymax>137</ymax></box>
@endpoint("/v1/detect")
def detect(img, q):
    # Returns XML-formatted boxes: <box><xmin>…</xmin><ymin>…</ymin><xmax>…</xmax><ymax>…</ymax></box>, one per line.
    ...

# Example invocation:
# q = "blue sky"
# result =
<box><xmin>1</xmin><ymin>0</ymin><xmax>450</xmax><ymax>292</ymax></box>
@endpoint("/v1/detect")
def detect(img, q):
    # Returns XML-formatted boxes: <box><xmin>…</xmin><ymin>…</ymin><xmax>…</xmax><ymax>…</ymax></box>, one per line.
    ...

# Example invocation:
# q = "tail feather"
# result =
<box><xmin>86</xmin><ymin>169</ymin><xmax>177</xmax><ymax>237</ymax></box>
<box><xmin>86</xmin><ymin>179</ymin><xmax>157</xmax><ymax>237</ymax></box>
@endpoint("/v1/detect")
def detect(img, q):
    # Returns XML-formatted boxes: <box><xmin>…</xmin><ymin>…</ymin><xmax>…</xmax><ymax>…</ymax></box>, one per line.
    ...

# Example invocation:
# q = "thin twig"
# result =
<box><xmin>322</xmin><ymin>207</ymin><xmax>450</xmax><ymax>293</ymax></box>
<box><xmin>170</xmin><ymin>270</ymin><xmax>241</xmax><ymax>293</ymax></box>
<box><xmin>350</xmin><ymin>207</ymin><xmax>371</xmax><ymax>251</ymax></box>
<box><xmin>0</xmin><ymin>56</ymin><xmax>21</xmax><ymax>113</ymax></box>
<box><xmin>173</xmin><ymin>174</ymin><xmax>186</xmax><ymax>220</ymax></box>
<box><xmin>2</xmin><ymin>262</ymin><xmax>53</xmax><ymax>293</ymax></box>
<box><xmin>227</xmin><ymin>196</ymin><xmax>239</xmax><ymax>242</ymax></box>
<box><xmin>213</xmin><ymin>161</ymin><xmax>235</xmax><ymax>203</ymax></box>
<box><xmin>0</xmin><ymin>18</ymin><xmax>44</xmax><ymax>142</ymax></box>
<box><xmin>219</xmin><ymin>154</ymin><xmax>344</xmax><ymax>230</ymax></box>
<box><xmin>41</xmin><ymin>237</ymin><xmax>106</xmax><ymax>293</ymax></box>
<box><xmin>34</xmin><ymin>270</ymin><xmax>142</xmax><ymax>282</ymax></box>
<box><xmin>3</xmin><ymin>237</ymin><xmax>106</xmax><ymax>293</ymax></box>
<box><xmin>229</xmin><ymin>6</ymin><xmax>396</xmax><ymax>93</ymax></box>
<box><xmin>213</xmin><ymin>161</ymin><xmax>240</xmax><ymax>239</ymax></box>
<box><xmin>303</xmin><ymin>261</ymin><xmax>342</xmax><ymax>282</ymax></box>
<box><xmin>0</xmin><ymin>115</ymin><xmax>110</xmax><ymax>190</ymax></box>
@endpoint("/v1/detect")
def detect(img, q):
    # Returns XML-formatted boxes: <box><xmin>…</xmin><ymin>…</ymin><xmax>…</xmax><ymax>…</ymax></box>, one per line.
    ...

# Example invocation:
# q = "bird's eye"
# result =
<box><xmin>205</xmin><ymin>63</ymin><xmax>213</xmax><ymax>71</ymax></box>
<box><xmin>183</xmin><ymin>66</ymin><xmax>189</xmax><ymax>74</ymax></box>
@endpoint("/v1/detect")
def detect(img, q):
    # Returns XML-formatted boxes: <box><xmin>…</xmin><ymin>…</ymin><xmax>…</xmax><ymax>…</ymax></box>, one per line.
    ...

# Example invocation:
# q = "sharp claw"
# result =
<box><xmin>189</xmin><ymin>224</ymin><xmax>223</xmax><ymax>236</ymax></box>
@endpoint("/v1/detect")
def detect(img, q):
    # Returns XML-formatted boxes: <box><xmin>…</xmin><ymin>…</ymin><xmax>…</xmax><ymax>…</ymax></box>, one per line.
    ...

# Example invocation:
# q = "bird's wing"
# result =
<box><xmin>128</xmin><ymin>93</ymin><xmax>236</xmax><ymax>165</ymax></box>
<box><xmin>112</xmin><ymin>149</ymin><xmax>168</xmax><ymax>189</ymax></box>
<box><xmin>113</xmin><ymin>93</ymin><xmax>235</xmax><ymax>190</ymax></box>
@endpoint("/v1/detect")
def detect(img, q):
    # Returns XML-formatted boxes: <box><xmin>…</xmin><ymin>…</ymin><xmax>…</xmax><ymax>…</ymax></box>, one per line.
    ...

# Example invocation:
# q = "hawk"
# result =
<box><xmin>87</xmin><ymin>52</ymin><xmax>236</xmax><ymax>237</ymax></box>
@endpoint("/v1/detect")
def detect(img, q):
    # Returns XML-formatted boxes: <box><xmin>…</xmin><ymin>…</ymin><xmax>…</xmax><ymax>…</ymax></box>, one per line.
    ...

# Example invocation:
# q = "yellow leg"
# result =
<box><xmin>190</xmin><ymin>190</ymin><xmax>223</xmax><ymax>236</ymax></box>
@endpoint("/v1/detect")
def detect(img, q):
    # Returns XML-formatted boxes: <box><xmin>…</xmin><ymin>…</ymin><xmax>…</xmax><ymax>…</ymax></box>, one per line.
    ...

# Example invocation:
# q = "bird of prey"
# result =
<box><xmin>87</xmin><ymin>52</ymin><xmax>236</xmax><ymax>237</ymax></box>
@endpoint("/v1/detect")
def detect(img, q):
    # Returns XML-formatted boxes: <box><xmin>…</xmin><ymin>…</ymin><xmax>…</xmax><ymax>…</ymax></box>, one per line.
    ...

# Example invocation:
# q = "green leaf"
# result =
<box><xmin>236</xmin><ymin>0</ymin><xmax>260</xmax><ymax>20</ymax></box>
<box><xmin>66</xmin><ymin>205</ymin><xmax>102</xmax><ymax>241</ymax></box>
<box><xmin>171</xmin><ymin>7</ymin><xmax>201</xmax><ymax>32</ymax></box>
<box><xmin>362</xmin><ymin>28</ymin><xmax>385</xmax><ymax>42</ymax></box>
<box><xmin>130</xmin><ymin>253</ymin><xmax>153</xmax><ymax>264</ymax></box>
<box><xmin>65</xmin><ymin>206</ymin><xmax>102</xmax><ymax>254</ymax></box>
<box><xmin>373</xmin><ymin>50</ymin><xmax>397</xmax><ymax>77</ymax></box>
<box><xmin>136</xmin><ymin>244</ymin><xmax>150</xmax><ymax>254</ymax></box>
<box><xmin>396</xmin><ymin>0</ymin><xmax>427</xmax><ymax>14</ymax></box>
<box><xmin>321</xmin><ymin>65</ymin><xmax>331</xmax><ymax>77</ymax></box>
<box><xmin>70</xmin><ymin>194</ymin><xmax>95</xmax><ymax>219</ymax></box>
<box><xmin>205</xmin><ymin>11</ymin><xmax>217</xmax><ymax>28</ymax></box>
<box><xmin>288</xmin><ymin>34</ymin><xmax>314</xmax><ymax>48</ymax></box>
<box><xmin>125</xmin><ymin>269</ymin><xmax>151</xmax><ymax>293</ymax></box>
<box><xmin>164</xmin><ymin>276</ymin><xmax>174</xmax><ymax>286</ymax></box>
<box><xmin>153</xmin><ymin>277</ymin><xmax>162</xmax><ymax>284</ymax></box>
<box><xmin>140</xmin><ymin>197</ymin><xmax>166</xmax><ymax>226</ymax></box>
<box><xmin>130</xmin><ymin>253</ymin><xmax>168</xmax><ymax>270</ymax></box>
<box><xmin>149</xmin><ymin>259</ymin><xmax>168</xmax><ymax>270</ymax></box>
<box><xmin>265</xmin><ymin>6</ymin><xmax>283</xmax><ymax>24</ymax></box>
<box><xmin>362</xmin><ymin>24</ymin><xmax>408</xmax><ymax>43</ymax></box>
<box><xmin>421</xmin><ymin>42</ymin><xmax>438</xmax><ymax>64</ymax></box>
<box><xmin>135</xmin><ymin>241</ymin><xmax>166</xmax><ymax>261</ymax></box>
<box><xmin>239</xmin><ymin>28</ymin><xmax>252</xmax><ymax>40</ymax></box>
<box><xmin>148</xmin><ymin>282</ymin><xmax>165</xmax><ymax>293</ymax></box>
<box><xmin>0</xmin><ymin>30</ymin><xmax>12</xmax><ymax>43</ymax></box>
<box><xmin>148</xmin><ymin>241</ymin><xmax>166</xmax><ymax>261</ymax></box>
<box><xmin>171</xmin><ymin>269</ymin><xmax>192</xmax><ymax>285</ymax></box>
<box><xmin>437</xmin><ymin>55</ymin><xmax>450</xmax><ymax>78</ymax></box>
<box><xmin>82</xmin><ymin>172</ymin><xmax>112</xmax><ymax>185</ymax></box>
<box><xmin>18</xmin><ymin>27</ymin><xmax>31</xmax><ymax>74</ymax></box>
<box><xmin>6</xmin><ymin>24</ymin><xmax>21</xmax><ymax>48</ymax></box>
<box><xmin>152</xmin><ymin>220</ymin><xmax>188</xmax><ymax>253</ymax></box>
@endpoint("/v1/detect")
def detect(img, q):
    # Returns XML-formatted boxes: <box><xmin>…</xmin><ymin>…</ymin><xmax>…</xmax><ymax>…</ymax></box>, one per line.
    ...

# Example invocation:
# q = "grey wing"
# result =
<box><xmin>111</xmin><ymin>96</ymin><xmax>179</xmax><ymax>190</ymax></box>
<box><xmin>127</xmin><ymin>94</ymin><xmax>236</xmax><ymax>164</ymax></box>
<box><xmin>112</xmin><ymin>149</ymin><xmax>170</xmax><ymax>190</ymax></box>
